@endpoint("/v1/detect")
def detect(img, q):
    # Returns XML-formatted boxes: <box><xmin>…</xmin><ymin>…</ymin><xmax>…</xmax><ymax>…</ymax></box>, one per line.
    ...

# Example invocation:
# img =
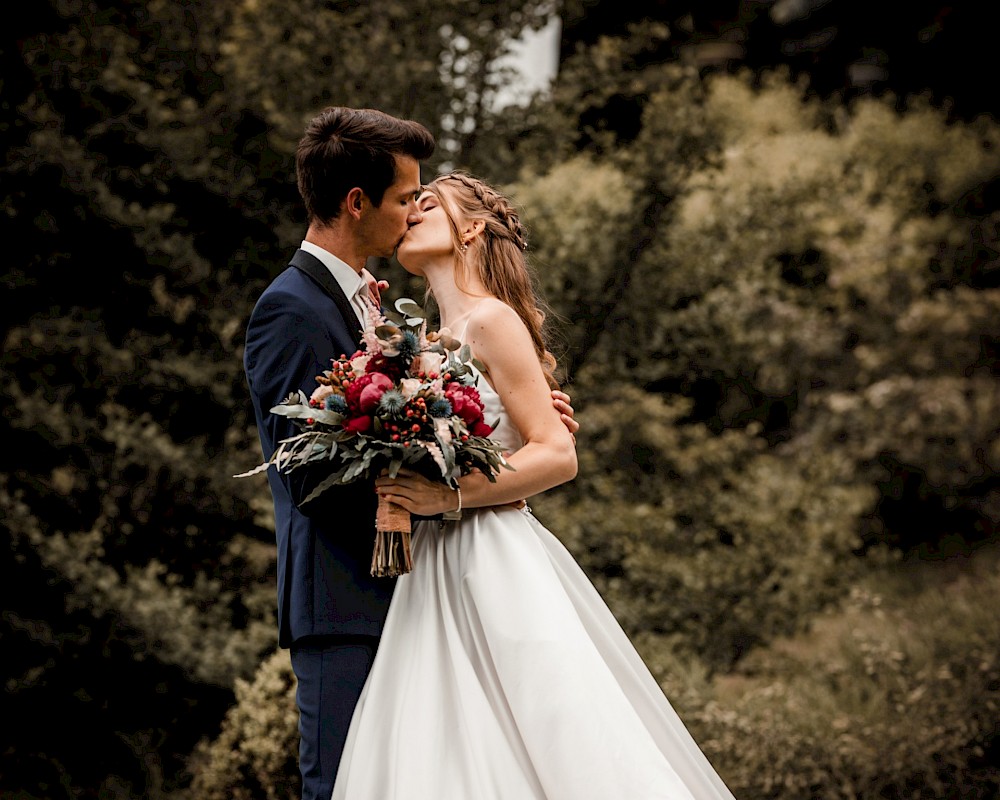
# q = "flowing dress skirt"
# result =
<box><xmin>331</xmin><ymin>507</ymin><xmax>736</xmax><ymax>800</ymax></box>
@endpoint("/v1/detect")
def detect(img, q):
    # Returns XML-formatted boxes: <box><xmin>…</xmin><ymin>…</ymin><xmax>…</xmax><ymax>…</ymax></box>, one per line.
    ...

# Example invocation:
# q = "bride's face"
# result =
<box><xmin>396</xmin><ymin>189</ymin><xmax>456</xmax><ymax>273</ymax></box>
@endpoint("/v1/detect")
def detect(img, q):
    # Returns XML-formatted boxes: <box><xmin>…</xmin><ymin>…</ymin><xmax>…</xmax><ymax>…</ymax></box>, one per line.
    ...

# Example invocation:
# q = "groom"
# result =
<box><xmin>244</xmin><ymin>106</ymin><xmax>578</xmax><ymax>800</ymax></box>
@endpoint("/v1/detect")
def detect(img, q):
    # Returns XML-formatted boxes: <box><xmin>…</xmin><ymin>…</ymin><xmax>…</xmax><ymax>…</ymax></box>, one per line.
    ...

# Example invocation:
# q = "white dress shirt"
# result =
<box><xmin>299</xmin><ymin>240</ymin><xmax>370</xmax><ymax>329</ymax></box>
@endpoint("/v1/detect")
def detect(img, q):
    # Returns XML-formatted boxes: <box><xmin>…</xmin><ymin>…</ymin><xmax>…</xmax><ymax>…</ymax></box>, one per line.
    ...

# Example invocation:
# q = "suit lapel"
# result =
<box><xmin>289</xmin><ymin>249</ymin><xmax>364</xmax><ymax>348</ymax></box>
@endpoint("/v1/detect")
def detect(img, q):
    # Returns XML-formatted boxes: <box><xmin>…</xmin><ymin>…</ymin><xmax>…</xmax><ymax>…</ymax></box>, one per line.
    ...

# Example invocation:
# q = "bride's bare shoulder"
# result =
<box><xmin>465</xmin><ymin>299</ymin><xmax>536</xmax><ymax>378</ymax></box>
<box><xmin>465</xmin><ymin>298</ymin><xmax>524</xmax><ymax>340</ymax></box>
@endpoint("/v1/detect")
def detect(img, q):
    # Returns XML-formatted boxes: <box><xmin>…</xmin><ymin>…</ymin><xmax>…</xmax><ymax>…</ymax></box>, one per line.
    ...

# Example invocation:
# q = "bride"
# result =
<box><xmin>330</xmin><ymin>172</ymin><xmax>737</xmax><ymax>800</ymax></box>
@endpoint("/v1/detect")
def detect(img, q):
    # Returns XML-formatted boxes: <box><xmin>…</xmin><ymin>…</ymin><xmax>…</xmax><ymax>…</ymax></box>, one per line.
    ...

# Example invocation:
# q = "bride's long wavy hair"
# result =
<box><xmin>429</xmin><ymin>171</ymin><xmax>561</xmax><ymax>389</ymax></box>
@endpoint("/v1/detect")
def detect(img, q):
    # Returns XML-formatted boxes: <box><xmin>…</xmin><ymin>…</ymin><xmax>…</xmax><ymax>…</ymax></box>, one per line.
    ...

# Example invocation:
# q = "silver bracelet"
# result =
<box><xmin>442</xmin><ymin>486</ymin><xmax>463</xmax><ymax>521</ymax></box>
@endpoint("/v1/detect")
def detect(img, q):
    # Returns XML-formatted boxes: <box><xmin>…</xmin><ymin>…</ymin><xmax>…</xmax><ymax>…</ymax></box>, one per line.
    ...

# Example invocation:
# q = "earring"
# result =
<box><xmin>459</xmin><ymin>241</ymin><xmax>469</xmax><ymax>253</ymax></box>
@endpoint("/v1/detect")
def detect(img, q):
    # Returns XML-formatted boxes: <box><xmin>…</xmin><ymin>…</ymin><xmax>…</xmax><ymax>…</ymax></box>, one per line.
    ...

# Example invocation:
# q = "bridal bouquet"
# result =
<box><xmin>236</xmin><ymin>298</ymin><xmax>511</xmax><ymax>577</ymax></box>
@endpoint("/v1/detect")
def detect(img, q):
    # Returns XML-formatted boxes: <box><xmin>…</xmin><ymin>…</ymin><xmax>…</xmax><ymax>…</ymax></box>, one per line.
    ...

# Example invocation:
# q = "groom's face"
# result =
<box><xmin>361</xmin><ymin>155</ymin><xmax>423</xmax><ymax>259</ymax></box>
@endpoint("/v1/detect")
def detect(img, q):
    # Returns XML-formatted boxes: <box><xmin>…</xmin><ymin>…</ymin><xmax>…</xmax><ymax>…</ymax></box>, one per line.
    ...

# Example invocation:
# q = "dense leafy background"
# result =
<box><xmin>3</xmin><ymin>2</ymin><xmax>998</xmax><ymax>798</ymax></box>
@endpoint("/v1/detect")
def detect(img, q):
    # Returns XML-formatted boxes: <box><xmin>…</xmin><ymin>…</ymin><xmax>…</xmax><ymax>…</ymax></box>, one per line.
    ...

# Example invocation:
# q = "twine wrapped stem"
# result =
<box><xmin>372</xmin><ymin>494</ymin><xmax>413</xmax><ymax>577</ymax></box>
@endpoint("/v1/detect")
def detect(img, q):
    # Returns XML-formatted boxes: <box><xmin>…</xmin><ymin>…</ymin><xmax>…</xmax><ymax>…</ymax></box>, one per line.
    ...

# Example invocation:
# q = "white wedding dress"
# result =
<box><xmin>331</xmin><ymin>368</ymin><xmax>737</xmax><ymax>800</ymax></box>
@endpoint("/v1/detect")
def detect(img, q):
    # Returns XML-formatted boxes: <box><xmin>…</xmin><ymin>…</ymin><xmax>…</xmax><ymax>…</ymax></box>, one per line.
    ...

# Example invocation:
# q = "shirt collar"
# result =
<box><xmin>299</xmin><ymin>240</ymin><xmax>367</xmax><ymax>302</ymax></box>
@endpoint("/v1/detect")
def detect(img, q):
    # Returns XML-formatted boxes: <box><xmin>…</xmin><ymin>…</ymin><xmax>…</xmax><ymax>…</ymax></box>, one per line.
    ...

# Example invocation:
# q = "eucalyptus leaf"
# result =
<box><xmin>394</xmin><ymin>298</ymin><xmax>425</xmax><ymax>318</ymax></box>
<box><xmin>302</xmin><ymin>472</ymin><xmax>346</xmax><ymax>505</ymax></box>
<box><xmin>285</xmin><ymin>390</ymin><xmax>309</xmax><ymax>405</ymax></box>
<box><xmin>375</xmin><ymin>324</ymin><xmax>402</xmax><ymax>338</ymax></box>
<box><xmin>343</xmin><ymin>458</ymin><xmax>368</xmax><ymax>483</ymax></box>
<box><xmin>232</xmin><ymin>461</ymin><xmax>272</xmax><ymax>478</ymax></box>
<box><xmin>309</xmin><ymin>408</ymin><xmax>344</xmax><ymax>426</ymax></box>
<box><xmin>269</xmin><ymin>403</ymin><xmax>315</xmax><ymax>419</ymax></box>
<box><xmin>434</xmin><ymin>431</ymin><xmax>457</xmax><ymax>475</ymax></box>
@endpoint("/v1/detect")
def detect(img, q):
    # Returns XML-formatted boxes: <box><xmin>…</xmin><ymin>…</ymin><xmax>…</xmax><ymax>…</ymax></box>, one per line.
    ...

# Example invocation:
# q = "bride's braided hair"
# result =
<box><xmin>436</xmin><ymin>172</ymin><xmax>529</xmax><ymax>251</ymax></box>
<box><xmin>431</xmin><ymin>171</ymin><xmax>560</xmax><ymax>388</ymax></box>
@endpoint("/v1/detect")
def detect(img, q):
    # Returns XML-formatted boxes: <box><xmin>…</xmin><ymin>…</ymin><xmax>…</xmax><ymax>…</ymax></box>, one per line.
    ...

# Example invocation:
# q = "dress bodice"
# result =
<box><xmin>448</xmin><ymin>312</ymin><xmax>524</xmax><ymax>455</ymax></box>
<box><xmin>470</xmin><ymin>364</ymin><xmax>523</xmax><ymax>455</ymax></box>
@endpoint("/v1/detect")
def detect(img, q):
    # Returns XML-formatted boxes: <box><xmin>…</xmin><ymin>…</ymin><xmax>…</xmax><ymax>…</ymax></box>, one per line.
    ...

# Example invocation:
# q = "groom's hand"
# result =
<box><xmin>552</xmin><ymin>389</ymin><xmax>579</xmax><ymax>443</ymax></box>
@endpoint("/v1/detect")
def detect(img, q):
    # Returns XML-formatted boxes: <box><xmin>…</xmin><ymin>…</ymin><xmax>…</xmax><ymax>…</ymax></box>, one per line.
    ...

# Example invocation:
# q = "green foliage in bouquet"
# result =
<box><xmin>237</xmin><ymin>298</ymin><xmax>513</xmax><ymax>576</ymax></box>
<box><xmin>237</xmin><ymin>298</ymin><xmax>511</xmax><ymax>501</ymax></box>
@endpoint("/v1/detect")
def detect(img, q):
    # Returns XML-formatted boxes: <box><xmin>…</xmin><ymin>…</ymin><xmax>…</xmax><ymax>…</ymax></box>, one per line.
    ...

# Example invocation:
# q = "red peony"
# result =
<box><xmin>365</xmin><ymin>352</ymin><xmax>404</xmax><ymax>382</ymax></box>
<box><xmin>344</xmin><ymin>414</ymin><xmax>373</xmax><ymax>434</ymax></box>
<box><xmin>344</xmin><ymin>373</ymin><xmax>375</xmax><ymax>413</ymax></box>
<box><xmin>445</xmin><ymin>383</ymin><xmax>485</xmax><ymax>426</ymax></box>
<box><xmin>471</xmin><ymin>420</ymin><xmax>494</xmax><ymax>438</ymax></box>
<box><xmin>359</xmin><ymin>373</ymin><xmax>394</xmax><ymax>414</ymax></box>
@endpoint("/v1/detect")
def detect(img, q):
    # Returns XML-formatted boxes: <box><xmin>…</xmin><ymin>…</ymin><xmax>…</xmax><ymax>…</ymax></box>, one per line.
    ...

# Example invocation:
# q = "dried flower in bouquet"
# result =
<box><xmin>236</xmin><ymin>298</ymin><xmax>512</xmax><ymax>577</ymax></box>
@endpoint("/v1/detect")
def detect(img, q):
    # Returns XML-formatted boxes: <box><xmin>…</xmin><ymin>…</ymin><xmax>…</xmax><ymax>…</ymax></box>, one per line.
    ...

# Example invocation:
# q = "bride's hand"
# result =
<box><xmin>361</xmin><ymin>268</ymin><xmax>389</xmax><ymax>307</ymax></box>
<box><xmin>376</xmin><ymin>468</ymin><xmax>461</xmax><ymax>517</ymax></box>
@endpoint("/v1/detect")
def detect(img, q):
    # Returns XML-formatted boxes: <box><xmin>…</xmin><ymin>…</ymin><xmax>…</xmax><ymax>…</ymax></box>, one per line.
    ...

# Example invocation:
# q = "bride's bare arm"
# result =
<box><xmin>375</xmin><ymin>299</ymin><xmax>577</xmax><ymax>516</ymax></box>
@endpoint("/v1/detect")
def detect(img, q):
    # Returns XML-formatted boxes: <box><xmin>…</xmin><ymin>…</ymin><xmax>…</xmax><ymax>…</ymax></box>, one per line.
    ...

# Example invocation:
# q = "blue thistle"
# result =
<box><xmin>325</xmin><ymin>394</ymin><xmax>348</xmax><ymax>414</ymax></box>
<box><xmin>398</xmin><ymin>330</ymin><xmax>421</xmax><ymax>361</ymax></box>
<box><xmin>377</xmin><ymin>389</ymin><xmax>406</xmax><ymax>416</ymax></box>
<box><xmin>428</xmin><ymin>398</ymin><xmax>453</xmax><ymax>418</ymax></box>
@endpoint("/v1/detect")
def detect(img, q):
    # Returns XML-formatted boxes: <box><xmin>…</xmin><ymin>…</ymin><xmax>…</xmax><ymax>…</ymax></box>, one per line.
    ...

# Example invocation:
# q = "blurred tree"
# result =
<box><xmin>213</xmin><ymin>0</ymin><xmax>554</xmax><ymax>172</ymax></box>
<box><xmin>516</xmin><ymin>22</ymin><xmax>1000</xmax><ymax>561</ymax></box>
<box><xmin>1</xmin><ymin>0</ymin><xmax>554</xmax><ymax>797</ymax></box>
<box><xmin>187</xmin><ymin>37</ymin><xmax>1000</xmax><ymax>797</ymax></box>
<box><xmin>558</xmin><ymin>0</ymin><xmax>1000</xmax><ymax>123</ymax></box>
<box><xmin>4</xmin><ymin>1</ymin><xmax>999</xmax><ymax>798</ymax></box>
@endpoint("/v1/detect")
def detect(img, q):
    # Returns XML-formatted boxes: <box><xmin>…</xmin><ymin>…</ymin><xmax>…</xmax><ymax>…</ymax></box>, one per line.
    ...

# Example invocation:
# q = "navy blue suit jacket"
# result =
<box><xmin>244</xmin><ymin>249</ymin><xmax>396</xmax><ymax>648</ymax></box>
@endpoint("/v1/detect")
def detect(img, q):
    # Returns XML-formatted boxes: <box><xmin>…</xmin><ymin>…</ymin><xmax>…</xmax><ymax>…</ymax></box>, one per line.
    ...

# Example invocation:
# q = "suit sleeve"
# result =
<box><xmin>244</xmin><ymin>287</ymin><xmax>368</xmax><ymax>516</ymax></box>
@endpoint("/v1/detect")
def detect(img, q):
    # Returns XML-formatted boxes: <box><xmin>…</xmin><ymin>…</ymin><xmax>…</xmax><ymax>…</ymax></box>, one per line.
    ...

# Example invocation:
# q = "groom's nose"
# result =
<box><xmin>407</xmin><ymin>206</ymin><xmax>423</xmax><ymax>226</ymax></box>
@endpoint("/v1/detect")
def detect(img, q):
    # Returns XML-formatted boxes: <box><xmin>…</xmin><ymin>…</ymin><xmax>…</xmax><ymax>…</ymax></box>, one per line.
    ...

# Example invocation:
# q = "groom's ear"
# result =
<box><xmin>346</xmin><ymin>187</ymin><xmax>365</xmax><ymax>220</ymax></box>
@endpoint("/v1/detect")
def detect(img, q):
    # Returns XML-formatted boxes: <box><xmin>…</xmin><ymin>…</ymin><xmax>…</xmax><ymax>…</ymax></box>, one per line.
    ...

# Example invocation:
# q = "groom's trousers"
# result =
<box><xmin>290</xmin><ymin>634</ymin><xmax>380</xmax><ymax>800</ymax></box>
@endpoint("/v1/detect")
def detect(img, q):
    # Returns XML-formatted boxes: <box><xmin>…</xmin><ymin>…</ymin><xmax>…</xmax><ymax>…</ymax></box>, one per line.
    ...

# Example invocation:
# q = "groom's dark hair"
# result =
<box><xmin>296</xmin><ymin>107</ymin><xmax>435</xmax><ymax>224</ymax></box>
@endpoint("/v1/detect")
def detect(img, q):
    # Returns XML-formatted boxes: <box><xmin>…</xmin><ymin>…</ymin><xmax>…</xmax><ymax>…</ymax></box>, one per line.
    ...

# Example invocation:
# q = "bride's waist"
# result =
<box><xmin>412</xmin><ymin>504</ymin><xmax>527</xmax><ymax>524</ymax></box>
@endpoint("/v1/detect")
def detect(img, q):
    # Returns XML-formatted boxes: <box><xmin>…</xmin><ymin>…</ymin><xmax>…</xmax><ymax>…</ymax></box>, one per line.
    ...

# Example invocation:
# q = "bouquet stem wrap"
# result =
<box><xmin>372</xmin><ymin>494</ymin><xmax>413</xmax><ymax>577</ymax></box>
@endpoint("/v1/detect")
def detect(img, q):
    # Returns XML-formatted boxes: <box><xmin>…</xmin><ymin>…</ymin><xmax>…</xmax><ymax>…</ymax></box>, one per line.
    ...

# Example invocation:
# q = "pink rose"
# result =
<box><xmin>399</xmin><ymin>378</ymin><xmax>422</xmax><ymax>399</ymax></box>
<box><xmin>349</xmin><ymin>352</ymin><xmax>371</xmax><ymax>376</ymax></box>
<box><xmin>411</xmin><ymin>351</ymin><xmax>444</xmax><ymax>378</ymax></box>
<box><xmin>310</xmin><ymin>383</ymin><xmax>336</xmax><ymax>405</ymax></box>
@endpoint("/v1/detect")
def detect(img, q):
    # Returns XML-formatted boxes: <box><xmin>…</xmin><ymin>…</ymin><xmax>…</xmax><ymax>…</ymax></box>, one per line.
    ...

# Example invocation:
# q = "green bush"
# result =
<box><xmin>532</xmin><ymin>380</ymin><xmax>874</xmax><ymax>669</ymax></box>
<box><xmin>184</xmin><ymin>648</ymin><xmax>299</xmax><ymax>800</ymax></box>
<box><xmin>684</xmin><ymin>547</ymin><xmax>1000</xmax><ymax>799</ymax></box>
